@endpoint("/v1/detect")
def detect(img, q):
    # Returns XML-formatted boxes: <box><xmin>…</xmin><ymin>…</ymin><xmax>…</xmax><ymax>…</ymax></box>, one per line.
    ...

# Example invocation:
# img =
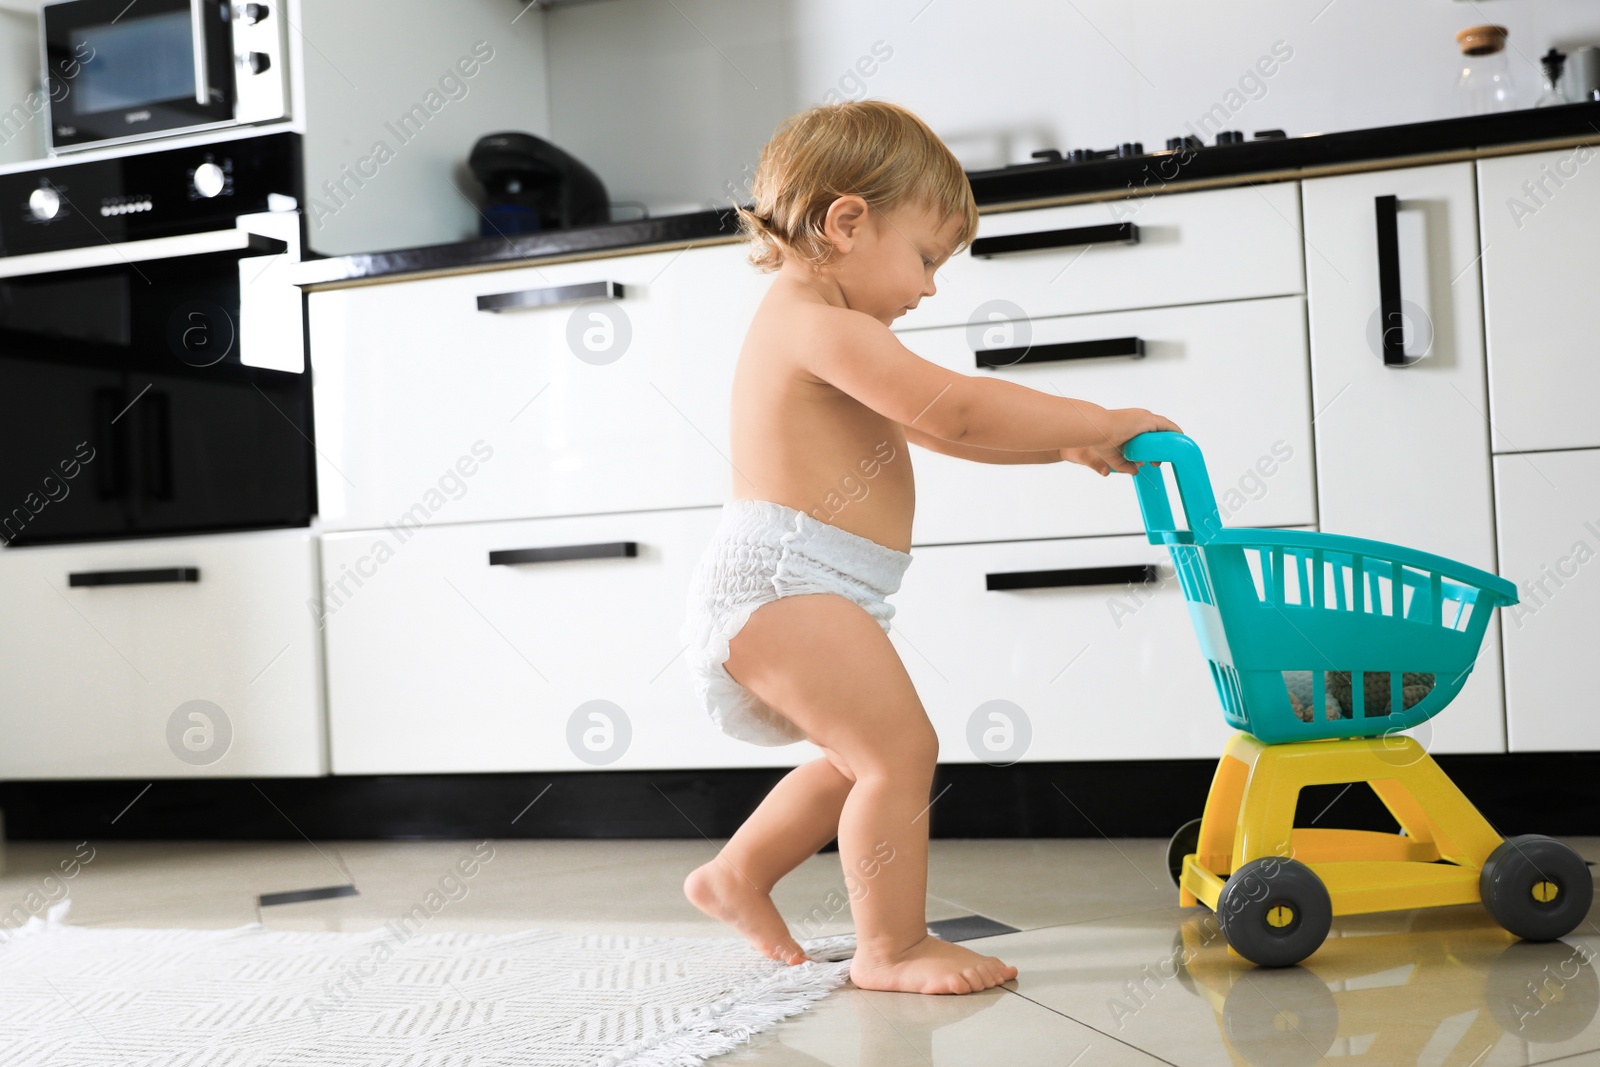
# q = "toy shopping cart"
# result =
<box><xmin>1122</xmin><ymin>431</ymin><xmax>1593</xmax><ymax>967</ymax></box>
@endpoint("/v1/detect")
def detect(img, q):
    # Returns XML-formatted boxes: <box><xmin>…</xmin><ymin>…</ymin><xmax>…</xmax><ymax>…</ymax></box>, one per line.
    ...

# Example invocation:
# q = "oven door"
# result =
<box><xmin>43</xmin><ymin>0</ymin><xmax>287</xmax><ymax>153</ymax></box>
<box><xmin>0</xmin><ymin>228</ymin><xmax>315</xmax><ymax>547</ymax></box>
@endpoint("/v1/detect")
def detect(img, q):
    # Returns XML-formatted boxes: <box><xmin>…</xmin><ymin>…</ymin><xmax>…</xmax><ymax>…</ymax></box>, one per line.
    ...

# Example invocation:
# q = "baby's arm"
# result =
<box><xmin>902</xmin><ymin>425</ymin><xmax>1062</xmax><ymax>464</ymax></box>
<box><xmin>806</xmin><ymin>309</ymin><xmax>1171</xmax><ymax>460</ymax></box>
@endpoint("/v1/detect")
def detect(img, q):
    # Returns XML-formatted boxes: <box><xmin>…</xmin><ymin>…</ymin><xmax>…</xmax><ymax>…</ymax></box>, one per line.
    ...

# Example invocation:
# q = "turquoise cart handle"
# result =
<box><xmin>1123</xmin><ymin>432</ymin><xmax>1225</xmax><ymax>545</ymax></box>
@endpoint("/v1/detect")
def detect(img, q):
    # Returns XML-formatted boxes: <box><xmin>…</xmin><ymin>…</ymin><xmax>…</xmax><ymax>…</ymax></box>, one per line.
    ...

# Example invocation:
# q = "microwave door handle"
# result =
<box><xmin>191</xmin><ymin>0</ymin><xmax>210</xmax><ymax>105</ymax></box>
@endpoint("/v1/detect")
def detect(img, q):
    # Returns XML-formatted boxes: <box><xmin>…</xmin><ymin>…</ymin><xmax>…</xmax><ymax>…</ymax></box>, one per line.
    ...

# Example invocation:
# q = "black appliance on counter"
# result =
<box><xmin>0</xmin><ymin>131</ymin><xmax>314</xmax><ymax>548</ymax></box>
<box><xmin>467</xmin><ymin>131</ymin><xmax>610</xmax><ymax>237</ymax></box>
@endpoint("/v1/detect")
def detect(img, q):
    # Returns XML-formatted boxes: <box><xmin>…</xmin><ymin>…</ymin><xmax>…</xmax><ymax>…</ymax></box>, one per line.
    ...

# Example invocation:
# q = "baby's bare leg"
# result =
<box><xmin>684</xmin><ymin>756</ymin><xmax>853</xmax><ymax>964</ymax></box>
<box><xmin>720</xmin><ymin>593</ymin><xmax>1018</xmax><ymax>995</ymax></box>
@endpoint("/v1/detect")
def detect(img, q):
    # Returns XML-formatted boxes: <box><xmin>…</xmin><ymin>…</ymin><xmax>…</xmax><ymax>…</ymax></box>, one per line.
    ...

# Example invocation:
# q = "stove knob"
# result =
<box><xmin>1069</xmin><ymin>147</ymin><xmax>1092</xmax><ymax>163</ymax></box>
<box><xmin>1217</xmin><ymin>130</ymin><xmax>1244</xmax><ymax>145</ymax></box>
<box><xmin>1117</xmin><ymin>142</ymin><xmax>1144</xmax><ymax>157</ymax></box>
<box><xmin>27</xmin><ymin>186</ymin><xmax>61</xmax><ymax>221</ymax></box>
<box><xmin>245</xmin><ymin>51</ymin><xmax>272</xmax><ymax>74</ymax></box>
<box><xmin>1166</xmin><ymin>137</ymin><xmax>1185</xmax><ymax>150</ymax></box>
<box><xmin>239</xmin><ymin>2</ymin><xmax>269</xmax><ymax>22</ymax></box>
<box><xmin>193</xmin><ymin>162</ymin><xmax>226</xmax><ymax>198</ymax></box>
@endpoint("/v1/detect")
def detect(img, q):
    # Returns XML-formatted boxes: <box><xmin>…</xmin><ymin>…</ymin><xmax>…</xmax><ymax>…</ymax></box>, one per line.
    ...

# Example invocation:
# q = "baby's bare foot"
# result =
<box><xmin>684</xmin><ymin>860</ymin><xmax>811</xmax><ymax>966</ymax></box>
<box><xmin>849</xmin><ymin>934</ymin><xmax>1018</xmax><ymax>994</ymax></box>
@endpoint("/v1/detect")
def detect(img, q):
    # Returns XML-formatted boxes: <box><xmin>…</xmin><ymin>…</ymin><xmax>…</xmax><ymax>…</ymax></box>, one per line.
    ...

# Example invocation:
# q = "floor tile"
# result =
<box><xmin>925</xmin><ymin>838</ymin><xmax>1175</xmax><ymax>930</ymax></box>
<box><xmin>714</xmin><ymin>983</ymin><xmax>1169</xmax><ymax>1066</ymax></box>
<box><xmin>988</xmin><ymin>900</ymin><xmax>1600</xmax><ymax>1067</ymax></box>
<box><xmin>0</xmin><ymin>839</ymin><xmax>354</xmax><ymax>930</ymax></box>
<box><xmin>5</xmin><ymin>834</ymin><xmax>1598</xmax><ymax>1065</ymax></box>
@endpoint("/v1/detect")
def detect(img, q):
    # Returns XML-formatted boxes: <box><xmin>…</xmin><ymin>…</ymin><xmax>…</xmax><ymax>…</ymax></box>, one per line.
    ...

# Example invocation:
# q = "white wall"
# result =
<box><xmin>0</xmin><ymin>9</ymin><xmax>43</xmax><ymax>166</ymax></box>
<box><xmin>299</xmin><ymin>0</ymin><xmax>553</xmax><ymax>256</ymax></box>
<box><xmin>544</xmin><ymin>0</ymin><xmax>1600</xmax><ymax>217</ymax></box>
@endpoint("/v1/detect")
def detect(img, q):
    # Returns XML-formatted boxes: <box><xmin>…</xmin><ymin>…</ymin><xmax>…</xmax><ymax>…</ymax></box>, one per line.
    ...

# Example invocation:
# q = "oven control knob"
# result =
<box><xmin>240</xmin><ymin>2</ymin><xmax>269</xmax><ymax>23</ymax></box>
<box><xmin>193</xmin><ymin>162</ymin><xmax>226</xmax><ymax>199</ymax></box>
<box><xmin>245</xmin><ymin>51</ymin><xmax>272</xmax><ymax>75</ymax></box>
<box><xmin>27</xmin><ymin>186</ymin><xmax>61</xmax><ymax>221</ymax></box>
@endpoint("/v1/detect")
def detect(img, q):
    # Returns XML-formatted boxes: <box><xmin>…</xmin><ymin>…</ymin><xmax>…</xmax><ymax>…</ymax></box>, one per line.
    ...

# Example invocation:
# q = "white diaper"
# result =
<box><xmin>679</xmin><ymin>498</ymin><xmax>915</xmax><ymax>746</ymax></box>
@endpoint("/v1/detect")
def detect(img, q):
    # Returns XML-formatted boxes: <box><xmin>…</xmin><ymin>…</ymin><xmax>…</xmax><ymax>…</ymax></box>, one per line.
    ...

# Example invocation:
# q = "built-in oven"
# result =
<box><xmin>0</xmin><ymin>132</ymin><xmax>313</xmax><ymax>548</ymax></box>
<box><xmin>41</xmin><ymin>0</ymin><xmax>290</xmax><ymax>155</ymax></box>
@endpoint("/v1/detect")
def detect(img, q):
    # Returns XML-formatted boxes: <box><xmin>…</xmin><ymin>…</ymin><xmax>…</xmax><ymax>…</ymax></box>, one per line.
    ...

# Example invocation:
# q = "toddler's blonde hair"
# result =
<box><xmin>735</xmin><ymin>100</ymin><xmax>979</xmax><ymax>274</ymax></box>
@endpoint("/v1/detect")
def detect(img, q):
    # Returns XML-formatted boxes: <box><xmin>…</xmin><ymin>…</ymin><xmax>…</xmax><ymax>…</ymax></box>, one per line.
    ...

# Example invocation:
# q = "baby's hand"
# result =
<box><xmin>1061</xmin><ymin>409</ymin><xmax>1182</xmax><ymax>476</ymax></box>
<box><xmin>1060</xmin><ymin>445</ymin><xmax>1118</xmax><ymax>477</ymax></box>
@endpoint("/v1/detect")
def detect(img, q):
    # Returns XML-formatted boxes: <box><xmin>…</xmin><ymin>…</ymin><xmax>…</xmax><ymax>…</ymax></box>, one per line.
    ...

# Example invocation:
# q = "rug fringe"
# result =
<box><xmin>599</xmin><ymin>934</ymin><xmax>857</xmax><ymax>1067</ymax></box>
<box><xmin>0</xmin><ymin>897</ymin><xmax>74</xmax><ymax>945</ymax></box>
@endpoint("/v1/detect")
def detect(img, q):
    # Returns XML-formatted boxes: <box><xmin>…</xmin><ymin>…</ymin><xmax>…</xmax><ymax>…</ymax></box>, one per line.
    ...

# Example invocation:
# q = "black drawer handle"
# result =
<box><xmin>970</xmin><ymin>222</ymin><xmax>1139</xmax><ymax>259</ymax></box>
<box><xmin>476</xmin><ymin>280</ymin><xmax>624</xmax><ymax>313</ymax></box>
<box><xmin>489</xmin><ymin>542</ymin><xmax>639</xmax><ymax>566</ymax></box>
<box><xmin>986</xmin><ymin>564</ymin><xmax>1157</xmax><ymax>592</ymax></box>
<box><xmin>69</xmin><ymin>567</ymin><xmax>200</xmax><ymax>588</ymax></box>
<box><xmin>976</xmin><ymin>336</ymin><xmax>1144</xmax><ymax>369</ymax></box>
<box><xmin>1373</xmin><ymin>195</ymin><xmax>1408</xmax><ymax>368</ymax></box>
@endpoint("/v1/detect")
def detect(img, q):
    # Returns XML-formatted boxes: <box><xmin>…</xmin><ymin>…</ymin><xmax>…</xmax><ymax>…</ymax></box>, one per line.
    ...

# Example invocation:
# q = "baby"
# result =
<box><xmin>679</xmin><ymin>100</ymin><xmax>1182</xmax><ymax>995</ymax></box>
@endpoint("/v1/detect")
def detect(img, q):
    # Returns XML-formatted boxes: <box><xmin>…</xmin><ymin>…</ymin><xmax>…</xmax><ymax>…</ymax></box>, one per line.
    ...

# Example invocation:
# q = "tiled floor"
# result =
<box><xmin>3</xmin><ymin>835</ymin><xmax>1599</xmax><ymax>1065</ymax></box>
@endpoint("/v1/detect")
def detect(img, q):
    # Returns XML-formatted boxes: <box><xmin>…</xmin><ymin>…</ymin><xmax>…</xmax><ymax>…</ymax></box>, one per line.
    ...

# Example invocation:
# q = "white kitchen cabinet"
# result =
<box><xmin>1477</xmin><ymin>149</ymin><xmax>1600</xmax><ymax>454</ymax></box>
<box><xmin>0</xmin><ymin>528</ymin><xmax>326</xmax><ymax>779</ymax></box>
<box><xmin>1301</xmin><ymin>160</ymin><xmax>1505</xmax><ymax>755</ymax></box>
<box><xmin>889</xmin><ymin>530</ymin><xmax>1246</xmax><ymax>762</ymax></box>
<box><xmin>896</xmin><ymin>181</ymin><xmax>1305</xmax><ymax>332</ymax></box>
<box><xmin>898</xmin><ymin>295</ymin><xmax>1316</xmax><ymax>546</ymax></box>
<box><xmin>320</xmin><ymin>506</ymin><xmax>811</xmax><ymax>774</ymax></box>
<box><xmin>1493</xmin><ymin>448</ymin><xmax>1600</xmax><ymax>752</ymax></box>
<box><xmin>308</xmin><ymin>242</ymin><xmax>770</xmax><ymax>532</ymax></box>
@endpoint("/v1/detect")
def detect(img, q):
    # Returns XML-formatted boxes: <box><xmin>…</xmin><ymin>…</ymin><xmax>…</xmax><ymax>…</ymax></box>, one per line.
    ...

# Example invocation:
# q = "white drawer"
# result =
<box><xmin>309</xmin><ymin>242</ymin><xmax>770</xmax><ymax>532</ymax></box>
<box><xmin>1493</xmin><ymin>448</ymin><xmax>1600</xmax><ymax>752</ymax></box>
<box><xmin>895</xmin><ymin>182</ymin><xmax>1304</xmax><ymax>332</ymax></box>
<box><xmin>0</xmin><ymin>529</ymin><xmax>326</xmax><ymax>779</ymax></box>
<box><xmin>320</xmin><ymin>508</ymin><xmax>811</xmax><ymax>774</ymax></box>
<box><xmin>901</xmin><ymin>295</ymin><xmax>1316</xmax><ymax>545</ymax></box>
<box><xmin>891</xmin><ymin>531</ymin><xmax>1252</xmax><ymax>762</ymax></box>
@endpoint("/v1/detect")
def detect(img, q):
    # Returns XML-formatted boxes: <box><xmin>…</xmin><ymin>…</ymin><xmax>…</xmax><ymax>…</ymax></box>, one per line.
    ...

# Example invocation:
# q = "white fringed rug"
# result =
<box><xmin>0</xmin><ymin>901</ymin><xmax>857</xmax><ymax>1066</ymax></box>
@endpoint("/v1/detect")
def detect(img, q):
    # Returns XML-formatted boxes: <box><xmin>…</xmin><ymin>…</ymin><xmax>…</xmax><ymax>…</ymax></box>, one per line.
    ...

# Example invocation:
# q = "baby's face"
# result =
<box><xmin>843</xmin><ymin>198</ymin><xmax>964</xmax><ymax>325</ymax></box>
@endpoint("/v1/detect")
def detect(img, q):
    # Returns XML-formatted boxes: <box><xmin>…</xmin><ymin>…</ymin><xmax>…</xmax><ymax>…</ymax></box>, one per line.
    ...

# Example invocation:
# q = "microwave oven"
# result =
<box><xmin>41</xmin><ymin>0</ymin><xmax>290</xmax><ymax>155</ymax></box>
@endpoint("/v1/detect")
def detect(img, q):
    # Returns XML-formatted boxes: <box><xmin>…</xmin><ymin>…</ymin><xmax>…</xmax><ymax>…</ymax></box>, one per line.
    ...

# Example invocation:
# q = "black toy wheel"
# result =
<box><xmin>1216</xmin><ymin>857</ymin><xmax>1333</xmax><ymax>968</ymax></box>
<box><xmin>1167</xmin><ymin>817</ymin><xmax>1203</xmax><ymax>889</ymax></box>
<box><xmin>1481</xmin><ymin>834</ymin><xmax>1594</xmax><ymax>942</ymax></box>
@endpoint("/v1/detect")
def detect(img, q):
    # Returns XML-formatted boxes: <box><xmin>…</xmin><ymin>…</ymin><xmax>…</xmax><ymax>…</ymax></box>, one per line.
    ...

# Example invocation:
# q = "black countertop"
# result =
<box><xmin>293</xmin><ymin>100</ymin><xmax>1600</xmax><ymax>290</ymax></box>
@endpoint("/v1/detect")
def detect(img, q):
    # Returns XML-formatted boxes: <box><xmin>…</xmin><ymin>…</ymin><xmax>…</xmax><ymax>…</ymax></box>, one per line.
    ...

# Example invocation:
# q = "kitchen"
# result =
<box><xmin>1</xmin><ymin>0</ymin><xmax>1598</xmax><ymax>1062</ymax></box>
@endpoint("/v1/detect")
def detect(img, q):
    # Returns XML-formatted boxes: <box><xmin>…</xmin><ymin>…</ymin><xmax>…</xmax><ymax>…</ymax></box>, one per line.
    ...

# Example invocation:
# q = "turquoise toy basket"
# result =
<box><xmin>1121</xmin><ymin>432</ymin><xmax>1519</xmax><ymax>745</ymax></box>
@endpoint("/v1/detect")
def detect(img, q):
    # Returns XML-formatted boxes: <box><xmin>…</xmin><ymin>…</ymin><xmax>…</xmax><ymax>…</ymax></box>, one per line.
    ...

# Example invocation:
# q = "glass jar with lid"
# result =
<box><xmin>1456</xmin><ymin>25</ymin><xmax>1519</xmax><ymax>114</ymax></box>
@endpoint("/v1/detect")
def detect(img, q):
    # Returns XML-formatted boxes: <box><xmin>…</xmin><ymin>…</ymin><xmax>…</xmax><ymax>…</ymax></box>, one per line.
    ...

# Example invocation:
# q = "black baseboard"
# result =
<box><xmin>2</xmin><ymin>752</ymin><xmax>1597</xmax><ymax>844</ymax></box>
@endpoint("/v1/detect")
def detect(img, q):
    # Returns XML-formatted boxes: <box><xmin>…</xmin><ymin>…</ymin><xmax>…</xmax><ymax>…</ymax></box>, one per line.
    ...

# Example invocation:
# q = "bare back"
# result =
<box><xmin>728</xmin><ymin>283</ymin><xmax>915</xmax><ymax>555</ymax></box>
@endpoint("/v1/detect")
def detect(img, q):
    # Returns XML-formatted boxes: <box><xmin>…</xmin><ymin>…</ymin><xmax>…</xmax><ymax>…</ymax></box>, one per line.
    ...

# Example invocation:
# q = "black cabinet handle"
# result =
<box><xmin>69</xmin><ymin>567</ymin><xmax>200</xmax><ymax>588</ymax></box>
<box><xmin>1374</xmin><ymin>194</ymin><xmax>1408</xmax><ymax>368</ymax></box>
<box><xmin>970</xmin><ymin>222</ymin><xmax>1139</xmax><ymax>259</ymax></box>
<box><xmin>986</xmin><ymin>564</ymin><xmax>1158</xmax><ymax>592</ymax></box>
<box><xmin>476</xmin><ymin>280</ymin><xmax>624</xmax><ymax>313</ymax></box>
<box><xmin>142</xmin><ymin>391</ymin><xmax>174</xmax><ymax>502</ymax></box>
<box><xmin>92</xmin><ymin>387</ymin><xmax>127</xmax><ymax>501</ymax></box>
<box><xmin>489</xmin><ymin>541</ymin><xmax>639</xmax><ymax>566</ymax></box>
<box><xmin>976</xmin><ymin>336</ymin><xmax>1144</xmax><ymax>369</ymax></box>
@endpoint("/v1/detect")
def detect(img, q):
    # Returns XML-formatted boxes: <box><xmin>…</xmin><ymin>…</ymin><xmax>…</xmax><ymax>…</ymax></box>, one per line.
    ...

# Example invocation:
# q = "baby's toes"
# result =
<box><xmin>771</xmin><ymin>939</ymin><xmax>809</xmax><ymax>965</ymax></box>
